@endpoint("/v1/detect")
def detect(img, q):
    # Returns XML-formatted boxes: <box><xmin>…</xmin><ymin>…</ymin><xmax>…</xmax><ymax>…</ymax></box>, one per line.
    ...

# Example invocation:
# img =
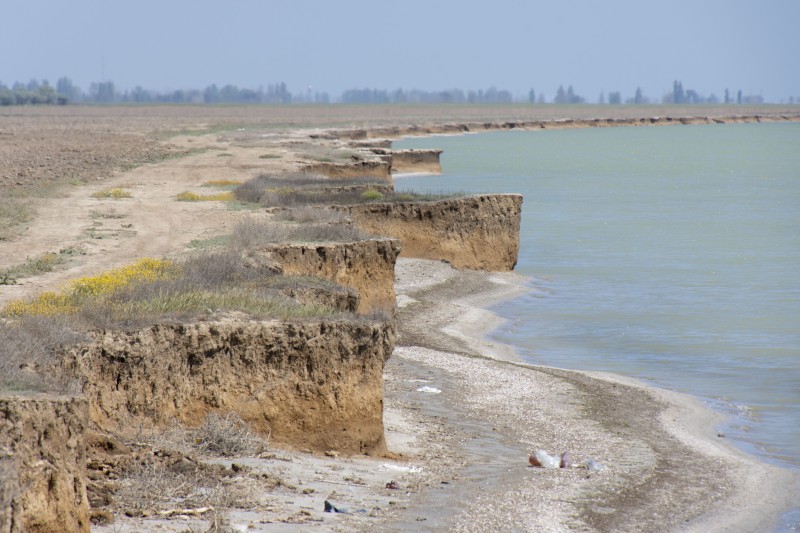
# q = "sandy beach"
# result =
<box><xmin>2</xmin><ymin>105</ymin><xmax>799</xmax><ymax>531</ymax></box>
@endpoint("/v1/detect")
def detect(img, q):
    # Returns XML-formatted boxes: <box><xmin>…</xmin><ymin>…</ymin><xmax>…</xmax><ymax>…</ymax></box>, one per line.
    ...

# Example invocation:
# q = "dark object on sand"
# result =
<box><xmin>324</xmin><ymin>500</ymin><xmax>348</xmax><ymax>513</ymax></box>
<box><xmin>386</xmin><ymin>480</ymin><xmax>400</xmax><ymax>490</ymax></box>
<box><xmin>560</xmin><ymin>451</ymin><xmax>572</xmax><ymax>468</ymax></box>
<box><xmin>528</xmin><ymin>453</ymin><xmax>542</xmax><ymax>467</ymax></box>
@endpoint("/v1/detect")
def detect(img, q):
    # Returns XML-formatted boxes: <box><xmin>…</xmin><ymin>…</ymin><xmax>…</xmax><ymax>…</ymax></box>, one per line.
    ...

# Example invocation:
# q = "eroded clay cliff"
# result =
<box><xmin>301</xmin><ymin>159</ymin><xmax>392</xmax><ymax>183</ymax></box>
<box><xmin>339</xmin><ymin>195</ymin><xmax>522</xmax><ymax>271</ymax></box>
<box><xmin>0</xmin><ymin>394</ymin><xmax>90</xmax><ymax>533</ymax></box>
<box><xmin>390</xmin><ymin>149</ymin><xmax>443</xmax><ymax>174</ymax></box>
<box><xmin>262</xmin><ymin>238</ymin><xmax>401</xmax><ymax>315</ymax></box>
<box><xmin>59</xmin><ymin>318</ymin><xmax>396</xmax><ymax>455</ymax></box>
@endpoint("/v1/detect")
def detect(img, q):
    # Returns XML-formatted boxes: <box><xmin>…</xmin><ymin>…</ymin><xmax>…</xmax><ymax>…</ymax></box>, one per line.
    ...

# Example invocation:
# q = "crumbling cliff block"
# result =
<box><xmin>60</xmin><ymin>319</ymin><xmax>396</xmax><ymax>455</ymax></box>
<box><xmin>339</xmin><ymin>194</ymin><xmax>522</xmax><ymax>271</ymax></box>
<box><xmin>0</xmin><ymin>394</ymin><xmax>90</xmax><ymax>533</ymax></box>
<box><xmin>263</xmin><ymin>238</ymin><xmax>401</xmax><ymax>315</ymax></box>
<box><xmin>390</xmin><ymin>149</ymin><xmax>443</xmax><ymax>174</ymax></box>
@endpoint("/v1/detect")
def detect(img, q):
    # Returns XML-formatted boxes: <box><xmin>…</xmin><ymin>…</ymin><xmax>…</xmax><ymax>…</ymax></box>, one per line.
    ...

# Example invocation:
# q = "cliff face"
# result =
<box><xmin>390</xmin><ymin>149</ymin><xmax>443</xmax><ymax>174</ymax></box>
<box><xmin>302</xmin><ymin>159</ymin><xmax>393</xmax><ymax>184</ymax></box>
<box><xmin>263</xmin><ymin>239</ymin><xmax>401</xmax><ymax>315</ymax></box>
<box><xmin>0</xmin><ymin>394</ymin><xmax>90</xmax><ymax>533</ymax></box>
<box><xmin>327</xmin><ymin>113</ymin><xmax>800</xmax><ymax>140</ymax></box>
<box><xmin>60</xmin><ymin>319</ymin><xmax>396</xmax><ymax>455</ymax></box>
<box><xmin>341</xmin><ymin>195</ymin><xmax>522</xmax><ymax>271</ymax></box>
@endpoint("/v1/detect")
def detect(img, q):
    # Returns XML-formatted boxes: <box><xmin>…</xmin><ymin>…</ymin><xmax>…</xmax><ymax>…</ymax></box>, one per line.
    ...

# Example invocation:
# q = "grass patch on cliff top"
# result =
<box><xmin>0</xmin><ymin>316</ymin><xmax>86</xmax><ymax>393</ymax></box>
<box><xmin>231</xmin><ymin>217</ymin><xmax>369</xmax><ymax>247</ymax></box>
<box><xmin>0</xmin><ymin>247</ymin><xmax>354</xmax><ymax>393</ymax></box>
<box><xmin>234</xmin><ymin>172</ymin><xmax>455</xmax><ymax>208</ymax></box>
<box><xmin>2</xmin><ymin>251</ymin><xmax>345</xmax><ymax>329</ymax></box>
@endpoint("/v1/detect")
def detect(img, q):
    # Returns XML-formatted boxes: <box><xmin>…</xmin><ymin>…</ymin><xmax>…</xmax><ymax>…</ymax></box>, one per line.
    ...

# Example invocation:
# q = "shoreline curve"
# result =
<box><xmin>392</xmin><ymin>257</ymin><xmax>799</xmax><ymax>531</ymax></box>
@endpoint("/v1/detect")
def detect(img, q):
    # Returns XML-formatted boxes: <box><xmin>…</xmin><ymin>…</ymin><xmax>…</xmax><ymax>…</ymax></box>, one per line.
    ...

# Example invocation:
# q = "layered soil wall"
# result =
<box><xmin>60</xmin><ymin>319</ymin><xmax>396</xmax><ymax>455</ymax></box>
<box><xmin>391</xmin><ymin>149</ymin><xmax>443</xmax><ymax>174</ymax></box>
<box><xmin>0</xmin><ymin>394</ymin><xmax>90</xmax><ymax>533</ymax></box>
<box><xmin>340</xmin><ymin>195</ymin><xmax>522</xmax><ymax>271</ymax></box>
<box><xmin>301</xmin><ymin>159</ymin><xmax>392</xmax><ymax>184</ymax></box>
<box><xmin>263</xmin><ymin>239</ymin><xmax>401</xmax><ymax>315</ymax></box>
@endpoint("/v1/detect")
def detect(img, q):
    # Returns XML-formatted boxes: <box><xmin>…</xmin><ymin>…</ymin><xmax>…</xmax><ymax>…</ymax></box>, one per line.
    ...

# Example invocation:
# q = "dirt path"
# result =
<box><xmin>0</xmin><ymin>134</ymin><xmax>298</xmax><ymax>307</ymax></box>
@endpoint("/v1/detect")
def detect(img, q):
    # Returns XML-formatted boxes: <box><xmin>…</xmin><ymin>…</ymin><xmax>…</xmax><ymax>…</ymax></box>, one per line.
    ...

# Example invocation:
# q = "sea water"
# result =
<box><xmin>394</xmin><ymin>123</ymin><xmax>800</xmax><ymax>504</ymax></box>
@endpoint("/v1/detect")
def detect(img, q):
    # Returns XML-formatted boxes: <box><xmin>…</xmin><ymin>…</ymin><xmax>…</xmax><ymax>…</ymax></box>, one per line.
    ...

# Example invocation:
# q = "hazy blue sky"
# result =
<box><xmin>2</xmin><ymin>0</ymin><xmax>798</xmax><ymax>102</ymax></box>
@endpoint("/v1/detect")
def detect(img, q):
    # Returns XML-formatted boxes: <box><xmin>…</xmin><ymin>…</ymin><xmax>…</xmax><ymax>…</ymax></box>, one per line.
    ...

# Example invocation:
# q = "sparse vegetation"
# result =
<box><xmin>91</xmin><ymin>188</ymin><xmax>132</xmax><ymax>199</ymax></box>
<box><xmin>0</xmin><ymin>316</ymin><xmax>86</xmax><ymax>392</ymax></box>
<box><xmin>90</xmin><ymin>208</ymin><xmax>126</xmax><ymax>219</ymax></box>
<box><xmin>187</xmin><ymin>235</ymin><xmax>231</xmax><ymax>249</ymax></box>
<box><xmin>203</xmin><ymin>179</ymin><xmax>241</xmax><ymax>187</ymax></box>
<box><xmin>231</xmin><ymin>218</ymin><xmax>369</xmax><ymax>248</ymax></box>
<box><xmin>0</xmin><ymin>196</ymin><xmax>34</xmax><ymax>241</ymax></box>
<box><xmin>234</xmin><ymin>173</ymin><xmax>454</xmax><ymax>207</ymax></box>
<box><xmin>3</xmin><ymin>258</ymin><xmax>175</xmax><ymax>317</ymax></box>
<box><xmin>0</xmin><ymin>242</ymin><xmax>355</xmax><ymax>392</ymax></box>
<box><xmin>0</xmin><ymin>246</ymin><xmax>85</xmax><ymax>285</ymax></box>
<box><xmin>272</xmin><ymin>205</ymin><xmax>348</xmax><ymax>224</ymax></box>
<box><xmin>176</xmin><ymin>191</ymin><xmax>235</xmax><ymax>202</ymax></box>
<box><xmin>115</xmin><ymin>459</ymin><xmax>263</xmax><ymax>516</ymax></box>
<box><xmin>2</xmin><ymin>250</ymin><xmax>343</xmax><ymax>327</ymax></box>
<box><xmin>194</xmin><ymin>412</ymin><xmax>268</xmax><ymax>457</ymax></box>
<box><xmin>361</xmin><ymin>189</ymin><xmax>384</xmax><ymax>201</ymax></box>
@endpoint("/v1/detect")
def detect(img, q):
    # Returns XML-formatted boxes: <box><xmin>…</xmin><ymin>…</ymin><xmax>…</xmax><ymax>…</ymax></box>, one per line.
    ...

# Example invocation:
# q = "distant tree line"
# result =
<box><xmin>341</xmin><ymin>87</ymin><xmax>515</xmax><ymax>104</ymax></box>
<box><xmin>0</xmin><ymin>79</ymin><xmax>67</xmax><ymax>105</ymax></box>
<box><xmin>0</xmin><ymin>77</ymin><xmax>778</xmax><ymax>106</ymax></box>
<box><xmin>0</xmin><ymin>78</ymin><xmax>327</xmax><ymax>105</ymax></box>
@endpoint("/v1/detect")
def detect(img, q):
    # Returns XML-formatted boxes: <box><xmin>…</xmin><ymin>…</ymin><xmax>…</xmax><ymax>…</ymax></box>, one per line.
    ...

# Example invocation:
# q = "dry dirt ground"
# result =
<box><xmin>2</xmin><ymin>105</ymin><xmax>799</xmax><ymax>532</ymax></box>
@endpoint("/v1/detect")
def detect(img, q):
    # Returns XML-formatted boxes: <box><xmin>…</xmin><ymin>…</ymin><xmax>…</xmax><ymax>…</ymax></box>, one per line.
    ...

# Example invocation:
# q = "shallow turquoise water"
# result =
<box><xmin>394</xmin><ymin>123</ymin><xmax>800</xmax><ymax>476</ymax></box>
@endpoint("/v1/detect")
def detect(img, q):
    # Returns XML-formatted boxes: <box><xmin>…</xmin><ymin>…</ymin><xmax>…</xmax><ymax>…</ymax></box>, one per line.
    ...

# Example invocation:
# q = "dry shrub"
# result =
<box><xmin>0</xmin><ymin>317</ymin><xmax>85</xmax><ymax>392</ymax></box>
<box><xmin>273</xmin><ymin>206</ymin><xmax>347</xmax><ymax>224</ymax></box>
<box><xmin>116</xmin><ymin>461</ymin><xmax>263</xmax><ymax>516</ymax></box>
<box><xmin>231</xmin><ymin>218</ymin><xmax>369</xmax><ymax>249</ymax></box>
<box><xmin>233</xmin><ymin>172</ymin><xmax>385</xmax><ymax>205</ymax></box>
<box><xmin>234</xmin><ymin>172</ymin><xmax>453</xmax><ymax>208</ymax></box>
<box><xmin>193</xmin><ymin>413</ymin><xmax>268</xmax><ymax>457</ymax></box>
<box><xmin>113</xmin><ymin>416</ymin><xmax>269</xmax><ymax>518</ymax></box>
